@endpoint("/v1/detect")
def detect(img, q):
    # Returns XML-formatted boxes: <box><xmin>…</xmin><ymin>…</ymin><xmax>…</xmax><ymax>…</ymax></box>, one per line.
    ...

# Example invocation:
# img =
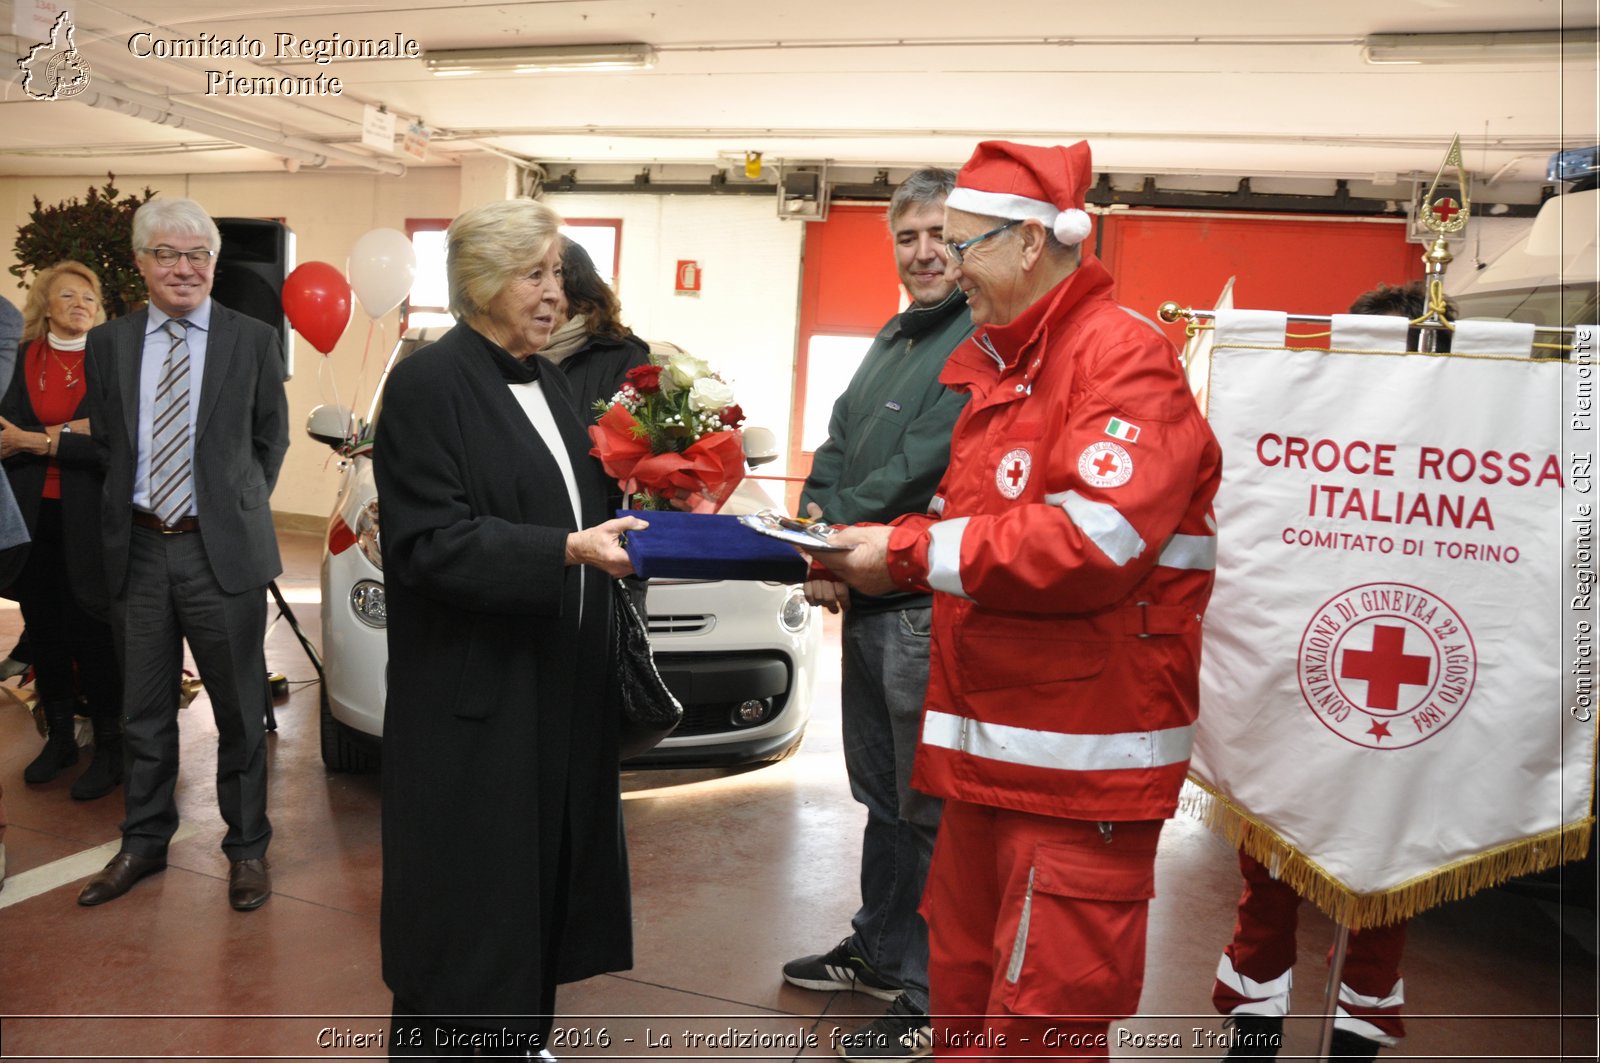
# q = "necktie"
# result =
<box><xmin>150</xmin><ymin>319</ymin><xmax>193</xmax><ymax>527</ymax></box>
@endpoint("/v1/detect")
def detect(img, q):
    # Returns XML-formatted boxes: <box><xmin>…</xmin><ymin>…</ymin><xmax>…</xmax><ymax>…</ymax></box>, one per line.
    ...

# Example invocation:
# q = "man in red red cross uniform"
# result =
<box><xmin>823</xmin><ymin>139</ymin><xmax>1222</xmax><ymax>1059</ymax></box>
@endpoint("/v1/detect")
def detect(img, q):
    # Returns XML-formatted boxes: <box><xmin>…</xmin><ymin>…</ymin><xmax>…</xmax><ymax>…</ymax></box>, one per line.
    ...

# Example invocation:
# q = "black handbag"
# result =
<box><xmin>610</xmin><ymin>578</ymin><xmax>683</xmax><ymax>760</ymax></box>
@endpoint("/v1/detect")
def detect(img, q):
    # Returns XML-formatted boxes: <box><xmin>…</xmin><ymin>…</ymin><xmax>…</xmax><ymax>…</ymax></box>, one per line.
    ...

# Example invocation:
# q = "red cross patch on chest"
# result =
<box><xmin>995</xmin><ymin>448</ymin><xmax>1032</xmax><ymax>499</ymax></box>
<box><xmin>1078</xmin><ymin>441</ymin><xmax>1133</xmax><ymax>488</ymax></box>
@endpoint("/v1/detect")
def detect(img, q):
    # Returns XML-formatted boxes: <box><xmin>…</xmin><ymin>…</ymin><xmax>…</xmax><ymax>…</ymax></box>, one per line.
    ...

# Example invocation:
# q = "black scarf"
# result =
<box><xmin>465</xmin><ymin>322</ymin><xmax>544</xmax><ymax>384</ymax></box>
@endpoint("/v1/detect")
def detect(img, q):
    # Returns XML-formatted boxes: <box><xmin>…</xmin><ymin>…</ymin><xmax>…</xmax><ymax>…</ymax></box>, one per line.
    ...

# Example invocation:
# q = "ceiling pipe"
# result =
<box><xmin>1</xmin><ymin>50</ymin><xmax>406</xmax><ymax>176</ymax></box>
<box><xmin>94</xmin><ymin>78</ymin><xmax>407</xmax><ymax>175</ymax></box>
<box><xmin>76</xmin><ymin>87</ymin><xmax>339</xmax><ymax>170</ymax></box>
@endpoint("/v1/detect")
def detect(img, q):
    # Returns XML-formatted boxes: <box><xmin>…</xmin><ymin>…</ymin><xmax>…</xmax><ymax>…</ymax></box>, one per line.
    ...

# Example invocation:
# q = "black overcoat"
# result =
<box><xmin>374</xmin><ymin>322</ymin><xmax>630</xmax><ymax>1025</ymax></box>
<box><xmin>0</xmin><ymin>339</ymin><xmax>109</xmax><ymax>615</ymax></box>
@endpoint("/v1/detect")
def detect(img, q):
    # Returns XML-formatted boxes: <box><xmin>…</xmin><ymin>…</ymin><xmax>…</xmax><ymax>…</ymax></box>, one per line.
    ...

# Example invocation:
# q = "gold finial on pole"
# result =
<box><xmin>1414</xmin><ymin>134</ymin><xmax>1470</xmax><ymax>351</ymax></box>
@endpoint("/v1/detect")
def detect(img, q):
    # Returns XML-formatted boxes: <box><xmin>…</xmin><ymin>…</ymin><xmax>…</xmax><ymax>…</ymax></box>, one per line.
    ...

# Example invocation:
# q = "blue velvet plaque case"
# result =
<box><xmin>619</xmin><ymin>509</ymin><xmax>810</xmax><ymax>582</ymax></box>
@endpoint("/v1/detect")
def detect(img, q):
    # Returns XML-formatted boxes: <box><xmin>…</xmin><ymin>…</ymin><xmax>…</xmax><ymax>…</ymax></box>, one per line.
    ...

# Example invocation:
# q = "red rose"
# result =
<box><xmin>626</xmin><ymin>364</ymin><xmax>664</xmax><ymax>394</ymax></box>
<box><xmin>720</xmin><ymin>403</ymin><xmax>746</xmax><ymax>428</ymax></box>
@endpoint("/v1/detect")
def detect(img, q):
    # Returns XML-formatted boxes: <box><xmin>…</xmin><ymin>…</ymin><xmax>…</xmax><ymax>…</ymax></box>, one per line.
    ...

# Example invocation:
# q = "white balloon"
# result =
<box><xmin>346</xmin><ymin>228</ymin><xmax>417</xmax><ymax>318</ymax></box>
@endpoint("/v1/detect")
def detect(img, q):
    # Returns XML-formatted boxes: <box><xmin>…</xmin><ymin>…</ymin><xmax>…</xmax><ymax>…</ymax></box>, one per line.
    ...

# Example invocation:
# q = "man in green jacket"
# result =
<box><xmin>782</xmin><ymin>168</ymin><xmax>973</xmax><ymax>1062</ymax></box>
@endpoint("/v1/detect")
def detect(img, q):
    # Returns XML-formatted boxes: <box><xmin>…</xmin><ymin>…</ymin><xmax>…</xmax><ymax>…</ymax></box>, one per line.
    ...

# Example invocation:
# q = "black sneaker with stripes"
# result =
<box><xmin>781</xmin><ymin>937</ymin><xmax>902</xmax><ymax>1001</ymax></box>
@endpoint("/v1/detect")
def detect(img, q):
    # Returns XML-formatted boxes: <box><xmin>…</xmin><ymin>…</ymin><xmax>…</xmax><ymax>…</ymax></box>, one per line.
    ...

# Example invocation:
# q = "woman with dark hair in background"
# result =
<box><xmin>0</xmin><ymin>260</ymin><xmax>122</xmax><ymax>800</ymax></box>
<box><xmin>539</xmin><ymin>238</ymin><xmax>651</xmax><ymax>415</ymax></box>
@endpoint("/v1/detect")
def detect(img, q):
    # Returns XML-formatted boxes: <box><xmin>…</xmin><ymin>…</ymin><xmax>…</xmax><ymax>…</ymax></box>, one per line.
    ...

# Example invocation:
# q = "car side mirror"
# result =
<box><xmin>742</xmin><ymin>425</ymin><xmax>779</xmax><ymax>468</ymax></box>
<box><xmin>306</xmin><ymin>404</ymin><xmax>354</xmax><ymax>451</ymax></box>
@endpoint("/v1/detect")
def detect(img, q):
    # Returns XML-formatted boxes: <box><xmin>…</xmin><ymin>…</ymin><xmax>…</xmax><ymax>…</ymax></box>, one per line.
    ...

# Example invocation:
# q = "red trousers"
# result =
<box><xmin>922</xmin><ymin>800</ymin><xmax>1163</xmax><ymax>1060</ymax></box>
<box><xmin>1212</xmin><ymin>851</ymin><xmax>1406</xmax><ymax>1043</ymax></box>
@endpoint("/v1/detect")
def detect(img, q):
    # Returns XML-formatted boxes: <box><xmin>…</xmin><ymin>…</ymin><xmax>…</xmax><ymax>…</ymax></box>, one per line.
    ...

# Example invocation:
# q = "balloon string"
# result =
<box><xmin>351</xmin><ymin>317</ymin><xmax>381</xmax><ymax>441</ymax></box>
<box><xmin>320</xmin><ymin>350</ymin><xmax>345</xmax><ymax>442</ymax></box>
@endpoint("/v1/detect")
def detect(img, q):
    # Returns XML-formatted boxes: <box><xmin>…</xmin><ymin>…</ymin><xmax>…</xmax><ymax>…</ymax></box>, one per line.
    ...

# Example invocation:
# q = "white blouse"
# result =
<box><xmin>507</xmin><ymin>378</ymin><xmax>585</xmax><ymax>616</ymax></box>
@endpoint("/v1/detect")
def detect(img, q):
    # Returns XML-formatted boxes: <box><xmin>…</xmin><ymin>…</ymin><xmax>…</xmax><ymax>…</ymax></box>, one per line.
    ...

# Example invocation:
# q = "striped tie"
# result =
<box><xmin>150</xmin><ymin>318</ymin><xmax>193</xmax><ymax>527</ymax></box>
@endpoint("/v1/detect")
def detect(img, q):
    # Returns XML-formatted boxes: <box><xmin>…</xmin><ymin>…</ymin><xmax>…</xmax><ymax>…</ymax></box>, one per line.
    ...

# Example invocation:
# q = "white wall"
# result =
<box><xmin>547</xmin><ymin>192</ymin><xmax>806</xmax><ymax>476</ymax></box>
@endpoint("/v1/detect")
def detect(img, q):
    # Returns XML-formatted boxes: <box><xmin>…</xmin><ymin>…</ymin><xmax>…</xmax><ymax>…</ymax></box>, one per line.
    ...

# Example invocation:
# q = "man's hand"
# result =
<box><xmin>803</xmin><ymin>579</ymin><xmax>850</xmax><ymax>614</ymax></box>
<box><xmin>813</xmin><ymin>525</ymin><xmax>897</xmax><ymax>596</ymax></box>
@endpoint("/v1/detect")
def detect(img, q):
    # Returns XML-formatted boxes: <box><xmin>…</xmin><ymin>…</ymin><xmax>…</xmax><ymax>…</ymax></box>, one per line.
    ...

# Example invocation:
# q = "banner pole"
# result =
<box><xmin>1317</xmin><ymin>923</ymin><xmax>1351</xmax><ymax>1059</ymax></box>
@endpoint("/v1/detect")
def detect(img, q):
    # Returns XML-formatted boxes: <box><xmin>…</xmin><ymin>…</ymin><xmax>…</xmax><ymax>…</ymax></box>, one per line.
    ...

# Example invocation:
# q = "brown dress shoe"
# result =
<box><xmin>78</xmin><ymin>851</ymin><xmax>166</xmax><ymax>906</ymax></box>
<box><xmin>228</xmin><ymin>858</ymin><xmax>271</xmax><ymax>911</ymax></box>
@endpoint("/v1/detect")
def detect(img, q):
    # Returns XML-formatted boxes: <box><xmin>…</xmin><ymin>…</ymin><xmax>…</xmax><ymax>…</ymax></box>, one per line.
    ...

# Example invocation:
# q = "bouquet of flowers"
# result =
<box><xmin>587</xmin><ymin>350</ymin><xmax>747</xmax><ymax>511</ymax></box>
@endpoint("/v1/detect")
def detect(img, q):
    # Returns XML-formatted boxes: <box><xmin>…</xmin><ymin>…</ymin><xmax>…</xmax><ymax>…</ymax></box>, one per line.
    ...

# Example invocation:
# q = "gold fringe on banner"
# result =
<box><xmin>1180</xmin><ymin>778</ymin><xmax>1594</xmax><ymax>931</ymax></box>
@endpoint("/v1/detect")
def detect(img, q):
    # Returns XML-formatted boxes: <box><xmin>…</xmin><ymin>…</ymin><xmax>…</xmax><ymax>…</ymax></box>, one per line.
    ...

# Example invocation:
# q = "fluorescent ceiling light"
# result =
<box><xmin>423</xmin><ymin>43</ymin><xmax>656</xmax><ymax>76</ymax></box>
<box><xmin>1362</xmin><ymin>29</ymin><xmax>1597</xmax><ymax>65</ymax></box>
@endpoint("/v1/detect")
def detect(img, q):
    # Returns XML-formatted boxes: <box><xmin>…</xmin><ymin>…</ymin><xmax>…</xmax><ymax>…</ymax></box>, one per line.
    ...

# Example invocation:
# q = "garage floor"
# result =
<box><xmin>0</xmin><ymin>530</ymin><xmax>1593</xmax><ymax>1061</ymax></box>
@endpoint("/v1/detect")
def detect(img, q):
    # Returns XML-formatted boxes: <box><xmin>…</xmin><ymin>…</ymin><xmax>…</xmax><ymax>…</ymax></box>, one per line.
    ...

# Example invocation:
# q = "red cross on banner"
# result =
<box><xmin>1339</xmin><ymin>624</ymin><xmax>1432</xmax><ymax>711</ymax></box>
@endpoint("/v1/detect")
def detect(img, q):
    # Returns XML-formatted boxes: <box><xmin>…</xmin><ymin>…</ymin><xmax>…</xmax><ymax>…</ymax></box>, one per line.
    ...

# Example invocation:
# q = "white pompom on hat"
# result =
<box><xmin>946</xmin><ymin>140</ymin><xmax>1094</xmax><ymax>247</ymax></box>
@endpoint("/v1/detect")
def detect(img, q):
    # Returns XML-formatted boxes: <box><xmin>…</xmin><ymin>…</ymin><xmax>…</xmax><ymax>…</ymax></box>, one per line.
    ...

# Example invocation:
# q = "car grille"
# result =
<box><xmin>647</xmin><ymin>613</ymin><xmax>714</xmax><ymax>636</ymax></box>
<box><xmin>652</xmin><ymin>651</ymin><xmax>791</xmax><ymax>737</ymax></box>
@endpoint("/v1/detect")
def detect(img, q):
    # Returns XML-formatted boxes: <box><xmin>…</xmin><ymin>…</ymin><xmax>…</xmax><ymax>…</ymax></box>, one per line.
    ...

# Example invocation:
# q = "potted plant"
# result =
<box><xmin>11</xmin><ymin>174</ymin><xmax>156</xmax><ymax>318</ymax></box>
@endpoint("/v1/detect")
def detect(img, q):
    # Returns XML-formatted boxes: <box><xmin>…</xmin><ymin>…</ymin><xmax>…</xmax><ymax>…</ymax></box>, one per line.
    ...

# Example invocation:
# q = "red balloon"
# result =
<box><xmin>281</xmin><ymin>261</ymin><xmax>353</xmax><ymax>355</ymax></box>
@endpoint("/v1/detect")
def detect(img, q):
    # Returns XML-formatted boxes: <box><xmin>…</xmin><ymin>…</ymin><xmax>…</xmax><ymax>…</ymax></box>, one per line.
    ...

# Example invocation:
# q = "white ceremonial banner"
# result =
<box><xmin>1189</xmin><ymin>328</ymin><xmax>1594</xmax><ymax>928</ymax></box>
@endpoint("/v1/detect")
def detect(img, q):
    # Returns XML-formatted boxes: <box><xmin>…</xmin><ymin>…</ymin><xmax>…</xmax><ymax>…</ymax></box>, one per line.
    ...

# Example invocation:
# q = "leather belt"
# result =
<box><xmin>132</xmin><ymin>511</ymin><xmax>200</xmax><ymax>534</ymax></box>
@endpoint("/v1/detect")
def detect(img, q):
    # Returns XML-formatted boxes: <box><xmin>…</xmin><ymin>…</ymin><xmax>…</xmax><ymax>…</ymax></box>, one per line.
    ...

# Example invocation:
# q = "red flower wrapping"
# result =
<box><xmin>588</xmin><ymin>404</ymin><xmax>746</xmax><ymax>513</ymax></box>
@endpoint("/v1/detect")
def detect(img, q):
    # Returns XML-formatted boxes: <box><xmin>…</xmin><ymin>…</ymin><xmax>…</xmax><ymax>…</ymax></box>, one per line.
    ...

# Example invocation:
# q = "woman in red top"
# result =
<box><xmin>0</xmin><ymin>261</ymin><xmax>123</xmax><ymax>800</ymax></box>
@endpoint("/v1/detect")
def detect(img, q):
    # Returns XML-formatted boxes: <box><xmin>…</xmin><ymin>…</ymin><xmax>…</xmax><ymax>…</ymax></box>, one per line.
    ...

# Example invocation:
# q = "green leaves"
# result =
<box><xmin>11</xmin><ymin>174</ymin><xmax>156</xmax><ymax>319</ymax></box>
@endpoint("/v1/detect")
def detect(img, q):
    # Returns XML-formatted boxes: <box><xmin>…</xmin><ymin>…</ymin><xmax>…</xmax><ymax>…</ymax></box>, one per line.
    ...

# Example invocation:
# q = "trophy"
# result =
<box><xmin>1414</xmin><ymin>135</ymin><xmax>1471</xmax><ymax>351</ymax></box>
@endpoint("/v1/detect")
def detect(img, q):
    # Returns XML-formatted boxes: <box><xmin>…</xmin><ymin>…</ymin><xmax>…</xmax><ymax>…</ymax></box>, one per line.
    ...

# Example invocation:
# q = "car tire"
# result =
<box><xmin>320</xmin><ymin>683</ymin><xmax>379</xmax><ymax>773</ymax></box>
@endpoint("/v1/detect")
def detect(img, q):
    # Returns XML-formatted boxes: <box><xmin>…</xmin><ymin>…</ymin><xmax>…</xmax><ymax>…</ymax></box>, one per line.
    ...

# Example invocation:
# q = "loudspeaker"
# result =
<box><xmin>212</xmin><ymin>217</ymin><xmax>297</xmax><ymax>380</ymax></box>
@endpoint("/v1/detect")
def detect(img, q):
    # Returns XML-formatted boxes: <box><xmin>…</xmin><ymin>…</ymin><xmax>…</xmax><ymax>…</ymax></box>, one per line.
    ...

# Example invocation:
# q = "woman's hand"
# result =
<box><xmin>0</xmin><ymin>416</ymin><xmax>49</xmax><ymax>459</ymax></box>
<box><xmin>565</xmin><ymin>515</ymin><xmax>650</xmax><ymax>578</ymax></box>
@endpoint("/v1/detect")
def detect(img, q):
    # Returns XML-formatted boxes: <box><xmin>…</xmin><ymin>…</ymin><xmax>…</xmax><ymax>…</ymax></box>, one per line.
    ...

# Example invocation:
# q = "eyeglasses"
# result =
<box><xmin>141</xmin><ymin>247</ymin><xmax>216</xmax><ymax>269</ymax></box>
<box><xmin>944</xmin><ymin>220</ymin><xmax>1020</xmax><ymax>266</ymax></box>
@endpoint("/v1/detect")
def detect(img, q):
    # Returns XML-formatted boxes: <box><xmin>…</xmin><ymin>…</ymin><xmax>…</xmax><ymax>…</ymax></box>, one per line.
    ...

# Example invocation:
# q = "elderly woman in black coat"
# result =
<box><xmin>374</xmin><ymin>198</ymin><xmax>646</xmax><ymax>1061</ymax></box>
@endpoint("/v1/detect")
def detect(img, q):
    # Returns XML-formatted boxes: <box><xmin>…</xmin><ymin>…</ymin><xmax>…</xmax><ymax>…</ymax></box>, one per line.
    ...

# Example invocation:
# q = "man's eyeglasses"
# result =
<box><xmin>944</xmin><ymin>219</ymin><xmax>1020</xmax><ymax>266</ymax></box>
<box><xmin>141</xmin><ymin>247</ymin><xmax>216</xmax><ymax>269</ymax></box>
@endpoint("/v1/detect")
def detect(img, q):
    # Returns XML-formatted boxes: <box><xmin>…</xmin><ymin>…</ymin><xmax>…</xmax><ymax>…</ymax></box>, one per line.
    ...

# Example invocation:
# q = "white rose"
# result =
<box><xmin>688</xmin><ymin>376</ymin><xmax>736</xmax><ymax>413</ymax></box>
<box><xmin>663</xmin><ymin>352</ymin><xmax>711</xmax><ymax>392</ymax></box>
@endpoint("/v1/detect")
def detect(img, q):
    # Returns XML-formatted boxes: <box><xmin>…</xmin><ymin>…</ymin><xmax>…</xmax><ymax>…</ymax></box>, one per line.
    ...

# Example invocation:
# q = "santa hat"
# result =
<box><xmin>946</xmin><ymin>140</ymin><xmax>1093</xmax><ymax>246</ymax></box>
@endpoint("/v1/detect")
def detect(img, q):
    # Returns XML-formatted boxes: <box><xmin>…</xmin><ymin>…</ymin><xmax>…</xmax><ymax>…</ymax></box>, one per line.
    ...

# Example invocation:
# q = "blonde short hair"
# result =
<box><xmin>447</xmin><ymin>199</ymin><xmax>564</xmax><ymax>320</ymax></box>
<box><xmin>22</xmin><ymin>260</ymin><xmax>107</xmax><ymax>341</ymax></box>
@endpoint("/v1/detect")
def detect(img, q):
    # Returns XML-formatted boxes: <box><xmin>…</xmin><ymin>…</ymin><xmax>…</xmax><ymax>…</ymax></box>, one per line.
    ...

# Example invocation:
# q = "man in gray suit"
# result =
<box><xmin>77</xmin><ymin>198</ymin><xmax>289</xmax><ymax>911</ymax></box>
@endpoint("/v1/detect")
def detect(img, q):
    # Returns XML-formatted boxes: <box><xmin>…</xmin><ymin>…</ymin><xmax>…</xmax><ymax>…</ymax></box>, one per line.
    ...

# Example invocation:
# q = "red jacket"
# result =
<box><xmin>886</xmin><ymin>257</ymin><xmax>1222</xmax><ymax>821</ymax></box>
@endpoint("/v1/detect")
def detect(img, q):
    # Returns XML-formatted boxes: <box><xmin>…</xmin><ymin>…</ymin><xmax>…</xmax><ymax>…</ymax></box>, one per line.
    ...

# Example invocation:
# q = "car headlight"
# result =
<box><xmin>779</xmin><ymin>587</ymin><xmax>810</xmax><ymax>633</ymax></box>
<box><xmin>354</xmin><ymin>498</ymin><xmax>382</xmax><ymax>570</ymax></box>
<box><xmin>350</xmin><ymin>579</ymin><xmax>387</xmax><ymax>627</ymax></box>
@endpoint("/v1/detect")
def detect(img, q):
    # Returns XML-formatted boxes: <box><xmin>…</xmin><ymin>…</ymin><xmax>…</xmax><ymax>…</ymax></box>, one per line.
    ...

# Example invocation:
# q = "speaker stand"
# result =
<box><xmin>265</xmin><ymin>579</ymin><xmax>323</xmax><ymax>733</ymax></box>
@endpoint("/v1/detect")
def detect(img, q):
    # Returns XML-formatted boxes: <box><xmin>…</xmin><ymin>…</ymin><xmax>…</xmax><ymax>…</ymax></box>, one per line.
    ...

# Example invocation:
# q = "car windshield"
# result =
<box><xmin>365</xmin><ymin>330</ymin><xmax>445</xmax><ymax>429</ymax></box>
<box><xmin>1454</xmin><ymin>283</ymin><xmax>1599</xmax><ymax>331</ymax></box>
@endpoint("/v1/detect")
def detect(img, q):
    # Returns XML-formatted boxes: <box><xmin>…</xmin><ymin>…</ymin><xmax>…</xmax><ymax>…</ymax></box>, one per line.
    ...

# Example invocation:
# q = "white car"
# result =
<box><xmin>307</xmin><ymin>326</ymin><xmax>820</xmax><ymax>771</ymax></box>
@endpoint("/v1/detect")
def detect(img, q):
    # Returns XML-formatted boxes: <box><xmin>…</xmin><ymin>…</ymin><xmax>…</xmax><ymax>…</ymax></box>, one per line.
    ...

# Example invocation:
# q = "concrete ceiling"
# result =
<box><xmin>1</xmin><ymin>0</ymin><xmax>1595</xmax><ymax>200</ymax></box>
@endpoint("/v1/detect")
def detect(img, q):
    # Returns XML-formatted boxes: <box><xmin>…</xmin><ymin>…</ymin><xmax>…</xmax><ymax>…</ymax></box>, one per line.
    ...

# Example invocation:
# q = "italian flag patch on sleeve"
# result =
<box><xmin>1104</xmin><ymin>417</ymin><xmax>1141</xmax><ymax>444</ymax></box>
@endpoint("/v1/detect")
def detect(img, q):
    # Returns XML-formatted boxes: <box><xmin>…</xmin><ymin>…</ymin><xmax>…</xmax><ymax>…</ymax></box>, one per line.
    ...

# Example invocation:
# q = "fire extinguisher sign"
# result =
<box><xmin>674</xmin><ymin>259</ymin><xmax>702</xmax><ymax>294</ymax></box>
